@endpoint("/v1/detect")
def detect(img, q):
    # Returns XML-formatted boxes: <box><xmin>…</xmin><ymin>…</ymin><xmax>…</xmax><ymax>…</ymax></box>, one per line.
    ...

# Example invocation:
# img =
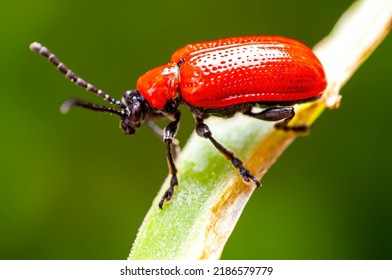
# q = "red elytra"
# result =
<box><xmin>30</xmin><ymin>36</ymin><xmax>327</xmax><ymax>208</ymax></box>
<box><xmin>138</xmin><ymin>36</ymin><xmax>326</xmax><ymax>109</ymax></box>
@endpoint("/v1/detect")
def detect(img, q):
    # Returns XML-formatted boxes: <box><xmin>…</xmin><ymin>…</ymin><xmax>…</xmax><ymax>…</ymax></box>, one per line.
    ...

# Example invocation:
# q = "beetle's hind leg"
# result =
<box><xmin>195</xmin><ymin>116</ymin><xmax>260</xmax><ymax>188</ymax></box>
<box><xmin>244</xmin><ymin>106</ymin><xmax>309</xmax><ymax>132</ymax></box>
<box><xmin>274</xmin><ymin>117</ymin><xmax>309</xmax><ymax>132</ymax></box>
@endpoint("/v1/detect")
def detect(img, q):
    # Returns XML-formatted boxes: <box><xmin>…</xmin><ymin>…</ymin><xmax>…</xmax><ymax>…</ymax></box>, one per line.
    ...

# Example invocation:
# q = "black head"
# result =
<box><xmin>119</xmin><ymin>90</ymin><xmax>150</xmax><ymax>135</ymax></box>
<box><xmin>59</xmin><ymin>89</ymin><xmax>150</xmax><ymax>136</ymax></box>
<box><xmin>30</xmin><ymin>42</ymin><xmax>150</xmax><ymax>136</ymax></box>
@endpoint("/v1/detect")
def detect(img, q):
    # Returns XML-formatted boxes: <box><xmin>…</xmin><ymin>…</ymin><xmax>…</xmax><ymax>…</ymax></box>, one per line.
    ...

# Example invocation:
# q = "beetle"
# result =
<box><xmin>30</xmin><ymin>36</ymin><xmax>327</xmax><ymax>208</ymax></box>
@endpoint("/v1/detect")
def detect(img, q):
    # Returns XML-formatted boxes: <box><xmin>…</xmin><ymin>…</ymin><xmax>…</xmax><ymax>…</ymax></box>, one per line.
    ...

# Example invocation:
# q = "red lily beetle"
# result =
<box><xmin>30</xmin><ymin>36</ymin><xmax>327</xmax><ymax>208</ymax></box>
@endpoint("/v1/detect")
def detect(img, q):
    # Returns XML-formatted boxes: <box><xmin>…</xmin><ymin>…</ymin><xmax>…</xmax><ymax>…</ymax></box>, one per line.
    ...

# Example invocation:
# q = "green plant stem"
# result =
<box><xmin>129</xmin><ymin>0</ymin><xmax>392</xmax><ymax>260</ymax></box>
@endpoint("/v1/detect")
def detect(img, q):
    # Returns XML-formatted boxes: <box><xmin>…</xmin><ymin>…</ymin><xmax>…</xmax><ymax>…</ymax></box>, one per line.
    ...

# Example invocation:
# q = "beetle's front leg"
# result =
<box><xmin>145</xmin><ymin>119</ymin><xmax>181</xmax><ymax>160</ymax></box>
<box><xmin>245</xmin><ymin>106</ymin><xmax>309</xmax><ymax>132</ymax></box>
<box><xmin>195</xmin><ymin>116</ymin><xmax>260</xmax><ymax>188</ymax></box>
<box><xmin>159</xmin><ymin>111</ymin><xmax>181</xmax><ymax>209</ymax></box>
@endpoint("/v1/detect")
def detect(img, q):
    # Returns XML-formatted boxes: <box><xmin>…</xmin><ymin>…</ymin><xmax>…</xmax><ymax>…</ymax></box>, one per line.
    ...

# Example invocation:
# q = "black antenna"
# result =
<box><xmin>60</xmin><ymin>98</ymin><xmax>124</xmax><ymax>117</ymax></box>
<box><xmin>29</xmin><ymin>42</ymin><xmax>125</xmax><ymax>110</ymax></box>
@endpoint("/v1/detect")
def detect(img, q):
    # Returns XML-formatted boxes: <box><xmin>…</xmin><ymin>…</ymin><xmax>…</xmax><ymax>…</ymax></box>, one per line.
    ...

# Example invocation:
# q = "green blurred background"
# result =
<box><xmin>1</xmin><ymin>0</ymin><xmax>391</xmax><ymax>259</ymax></box>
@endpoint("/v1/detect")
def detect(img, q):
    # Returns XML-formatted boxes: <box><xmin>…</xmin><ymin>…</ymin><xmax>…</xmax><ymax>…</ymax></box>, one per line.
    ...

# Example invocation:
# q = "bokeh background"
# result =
<box><xmin>1</xmin><ymin>0</ymin><xmax>391</xmax><ymax>259</ymax></box>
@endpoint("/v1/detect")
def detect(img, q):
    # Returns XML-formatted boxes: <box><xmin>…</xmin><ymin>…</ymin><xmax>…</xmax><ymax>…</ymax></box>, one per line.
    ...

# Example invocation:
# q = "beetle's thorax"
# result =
<box><xmin>136</xmin><ymin>62</ymin><xmax>180</xmax><ymax>110</ymax></box>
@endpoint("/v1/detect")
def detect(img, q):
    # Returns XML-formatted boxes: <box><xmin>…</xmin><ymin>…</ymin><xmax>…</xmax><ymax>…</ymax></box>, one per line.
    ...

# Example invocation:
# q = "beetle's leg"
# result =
<box><xmin>145</xmin><ymin>111</ymin><xmax>181</xmax><ymax>156</ymax></box>
<box><xmin>245</xmin><ymin>106</ymin><xmax>309</xmax><ymax>132</ymax></box>
<box><xmin>145</xmin><ymin>120</ymin><xmax>164</xmax><ymax>138</ymax></box>
<box><xmin>159</xmin><ymin>111</ymin><xmax>181</xmax><ymax>209</ymax></box>
<box><xmin>275</xmin><ymin>118</ymin><xmax>309</xmax><ymax>132</ymax></box>
<box><xmin>145</xmin><ymin>120</ymin><xmax>181</xmax><ymax>159</ymax></box>
<box><xmin>195</xmin><ymin>117</ymin><xmax>260</xmax><ymax>188</ymax></box>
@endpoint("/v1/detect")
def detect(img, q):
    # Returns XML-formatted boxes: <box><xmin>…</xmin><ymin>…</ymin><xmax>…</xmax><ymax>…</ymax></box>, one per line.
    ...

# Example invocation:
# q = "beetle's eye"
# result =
<box><xmin>130</xmin><ymin>105</ymin><xmax>143</xmax><ymax>122</ymax></box>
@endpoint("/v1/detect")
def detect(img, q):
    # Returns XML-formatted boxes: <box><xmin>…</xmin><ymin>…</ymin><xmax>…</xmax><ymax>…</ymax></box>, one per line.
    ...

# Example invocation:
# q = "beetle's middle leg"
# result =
<box><xmin>244</xmin><ymin>106</ymin><xmax>309</xmax><ymax>132</ymax></box>
<box><xmin>195</xmin><ymin>116</ymin><xmax>260</xmax><ymax>188</ymax></box>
